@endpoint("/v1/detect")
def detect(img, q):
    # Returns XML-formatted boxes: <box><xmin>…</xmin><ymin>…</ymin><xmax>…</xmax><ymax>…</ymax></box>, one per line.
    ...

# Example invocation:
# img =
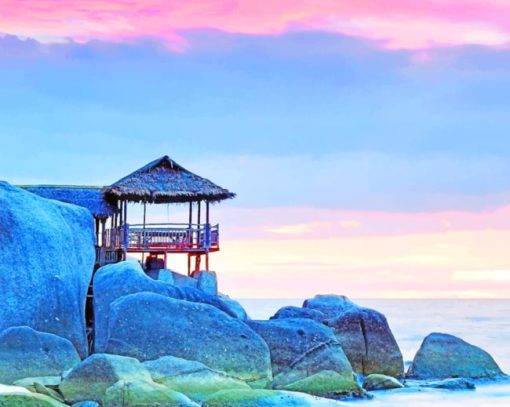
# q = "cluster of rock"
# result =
<box><xmin>0</xmin><ymin>183</ymin><xmax>507</xmax><ymax>406</ymax></box>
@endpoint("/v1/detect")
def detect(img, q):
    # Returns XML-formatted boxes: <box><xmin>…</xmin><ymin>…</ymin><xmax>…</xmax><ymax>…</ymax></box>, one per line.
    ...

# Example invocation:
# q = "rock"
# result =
<box><xmin>13</xmin><ymin>376</ymin><xmax>62</xmax><ymax>389</ymax></box>
<box><xmin>104</xmin><ymin>292</ymin><xmax>272</xmax><ymax>388</ymax></box>
<box><xmin>217</xmin><ymin>295</ymin><xmax>249</xmax><ymax>320</ymax></box>
<box><xmin>303</xmin><ymin>295</ymin><xmax>356</xmax><ymax>319</ymax></box>
<box><xmin>362</xmin><ymin>374</ymin><xmax>403</xmax><ymax>391</ymax></box>
<box><xmin>247</xmin><ymin>319</ymin><xmax>360</xmax><ymax>397</ymax></box>
<box><xmin>0</xmin><ymin>326</ymin><xmax>81</xmax><ymax>384</ymax></box>
<box><xmin>103</xmin><ymin>380</ymin><xmax>199</xmax><ymax>407</ymax></box>
<box><xmin>202</xmin><ymin>389</ymin><xmax>350</xmax><ymax>406</ymax></box>
<box><xmin>144</xmin><ymin>356</ymin><xmax>250</xmax><ymax>402</ymax></box>
<box><xmin>0</xmin><ymin>384</ymin><xmax>66</xmax><ymax>406</ymax></box>
<box><xmin>420</xmin><ymin>378</ymin><xmax>476</xmax><ymax>390</ymax></box>
<box><xmin>0</xmin><ymin>182</ymin><xmax>95</xmax><ymax>358</ymax></box>
<box><xmin>157</xmin><ymin>269</ymin><xmax>175</xmax><ymax>284</ymax></box>
<box><xmin>193</xmin><ymin>270</ymin><xmax>218</xmax><ymax>295</ymax></box>
<box><xmin>59</xmin><ymin>353</ymin><xmax>152</xmax><ymax>404</ymax></box>
<box><xmin>271</xmin><ymin>306</ymin><xmax>326</xmax><ymax>323</ymax></box>
<box><xmin>93</xmin><ymin>261</ymin><xmax>242</xmax><ymax>352</ymax></box>
<box><xmin>407</xmin><ymin>333</ymin><xmax>504</xmax><ymax>379</ymax></box>
<box><xmin>171</xmin><ymin>271</ymin><xmax>198</xmax><ymax>288</ymax></box>
<box><xmin>323</xmin><ymin>299</ymin><xmax>404</xmax><ymax>377</ymax></box>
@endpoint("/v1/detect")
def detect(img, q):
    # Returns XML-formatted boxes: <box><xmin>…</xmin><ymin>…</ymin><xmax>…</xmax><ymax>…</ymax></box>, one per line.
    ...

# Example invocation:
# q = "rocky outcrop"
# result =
<box><xmin>407</xmin><ymin>333</ymin><xmax>505</xmax><ymax>379</ymax></box>
<box><xmin>247</xmin><ymin>318</ymin><xmax>360</xmax><ymax>397</ymax></box>
<box><xmin>103</xmin><ymin>380</ymin><xmax>199</xmax><ymax>407</ymax></box>
<box><xmin>0</xmin><ymin>326</ymin><xmax>81</xmax><ymax>384</ymax></box>
<box><xmin>362</xmin><ymin>374</ymin><xmax>404</xmax><ymax>391</ymax></box>
<box><xmin>304</xmin><ymin>296</ymin><xmax>404</xmax><ymax>378</ymax></box>
<box><xmin>104</xmin><ymin>292</ymin><xmax>272</xmax><ymax>388</ymax></box>
<box><xmin>202</xmin><ymin>389</ymin><xmax>350</xmax><ymax>406</ymax></box>
<box><xmin>93</xmin><ymin>261</ymin><xmax>244</xmax><ymax>352</ymax></box>
<box><xmin>270</xmin><ymin>306</ymin><xmax>326</xmax><ymax>323</ymax></box>
<box><xmin>144</xmin><ymin>356</ymin><xmax>250</xmax><ymax>402</ymax></box>
<box><xmin>59</xmin><ymin>354</ymin><xmax>152</xmax><ymax>404</ymax></box>
<box><xmin>0</xmin><ymin>182</ymin><xmax>95</xmax><ymax>358</ymax></box>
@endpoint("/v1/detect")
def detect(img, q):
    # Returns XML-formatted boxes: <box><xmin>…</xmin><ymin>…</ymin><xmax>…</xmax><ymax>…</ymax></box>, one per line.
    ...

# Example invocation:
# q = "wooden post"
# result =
<box><xmin>205</xmin><ymin>253</ymin><xmax>209</xmax><ymax>271</ymax></box>
<box><xmin>94</xmin><ymin>218</ymin><xmax>100</xmax><ymax>245</ymax></box>
<box><xmin>143</xmin><ymin>201</ymin><xmax>147</xmax><ymax>230</ymax></box>
<box><xmin>187</xmin><ymin>253</ymin><xmax>191</xmax><ymax>276</ymax></box>
<box><xmin>206</xmin><ymin>201</ymin><xmax>210</xmax><ymax>225</ymax></box>
<box><xmin>124</xmin><ymin>201</ymin><xmax>128</xmax><ymax>225</ymax></box>
<box><xmin>101</xmin><ymin>219</ymin><xmax>106</xmax><ymax>246</ymax></box>
<box><xmin>195</xmin><ymin>254</ymin><xmax>201</xmax><ymax>273</ymax></box>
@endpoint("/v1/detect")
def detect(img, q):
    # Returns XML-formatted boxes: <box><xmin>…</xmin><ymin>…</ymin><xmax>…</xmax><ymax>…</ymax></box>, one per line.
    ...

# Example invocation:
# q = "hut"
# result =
<box><xmin>21</xmin><ymin>155</ymin><xmax>235</xmax><ymax>275</ymax></box>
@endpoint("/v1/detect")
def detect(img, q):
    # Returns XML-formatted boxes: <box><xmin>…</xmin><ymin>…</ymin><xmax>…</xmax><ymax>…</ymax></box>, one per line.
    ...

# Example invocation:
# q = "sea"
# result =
<box><xmin>238</xmin><ymin>299</ymin><xmax>510</xmax><ymax>406</ymax></box>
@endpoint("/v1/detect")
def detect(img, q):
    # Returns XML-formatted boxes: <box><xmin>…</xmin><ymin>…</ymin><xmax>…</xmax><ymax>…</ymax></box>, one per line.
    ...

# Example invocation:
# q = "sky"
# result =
<box><xmin>1</xmin><ymin>0</ymin><xmax>510</xmax><ymax>298</ymax></box>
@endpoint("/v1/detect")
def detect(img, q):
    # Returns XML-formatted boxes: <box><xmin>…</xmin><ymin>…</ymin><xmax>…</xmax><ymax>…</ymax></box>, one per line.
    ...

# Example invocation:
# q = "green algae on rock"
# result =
<box><xmin>59</xmin><ymin>354</ymin><xmax>153</xmax><ymax>404</ymax></box>
<box><xmin>144</xmin><ymin>356</ymin><xmax>250</xmax><ymax>402</ymax></box>
<box><xmin>103</xmin><ymin>380</ymin><xmax>199</xmax><ymax>407</ymax></box>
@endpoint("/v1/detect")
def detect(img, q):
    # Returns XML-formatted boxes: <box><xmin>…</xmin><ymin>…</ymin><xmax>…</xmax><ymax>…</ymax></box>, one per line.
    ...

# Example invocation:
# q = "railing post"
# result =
<box><xmin>122</xmin><ymin>223</ymin><xmax>130</xmax><ymax>251</ymax></box>
<box><xmin>204</xmin><ymin>223</ymin><xmax>211</xmax><ymax>250</ymax></box>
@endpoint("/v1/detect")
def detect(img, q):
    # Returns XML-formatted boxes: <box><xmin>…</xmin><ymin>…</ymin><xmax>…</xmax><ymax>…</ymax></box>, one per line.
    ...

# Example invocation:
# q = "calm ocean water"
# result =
<box><xmin>238</xmin><ymin>298</ymin><xmax>510</xmax><ymax>406</ymax></box>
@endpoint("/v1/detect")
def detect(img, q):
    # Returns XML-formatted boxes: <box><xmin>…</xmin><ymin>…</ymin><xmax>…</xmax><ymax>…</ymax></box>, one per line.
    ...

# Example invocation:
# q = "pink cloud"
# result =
<box><xmin>1</xmin><ymin>1</ymin><xmax>510</xmax><ymax>50</ymax></box>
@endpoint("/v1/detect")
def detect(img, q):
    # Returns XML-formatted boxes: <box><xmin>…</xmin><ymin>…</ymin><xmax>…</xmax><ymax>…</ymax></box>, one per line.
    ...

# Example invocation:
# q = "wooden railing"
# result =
<box><xmin>102</xmin><ymin>223</ymin><xmax>219</xmax><ymax>253</ymax></box>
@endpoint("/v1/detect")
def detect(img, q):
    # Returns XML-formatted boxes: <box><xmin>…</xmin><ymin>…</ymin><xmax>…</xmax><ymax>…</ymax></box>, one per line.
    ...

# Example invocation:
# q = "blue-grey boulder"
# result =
<box><xmin>271</xmin><ymin>306</ymin><xmax>326</xmax><ymax>323</ymax></box>
<box><xmin>0</xmin><ymin>326</ymin><xmax>80</xmax><ymax>384</ymax></box>
<box><xmin>217</xmin><ymin>295</ymin><xmax>249</xmax><ymax>320</ymax></box>
<box><xmin>0</xmin><ymin>182</ymin><xmax>95</xmax><ymax>358</ymax></box>
<box><xmin>325</xmin><ymin>304</ymin><xmax>404</xmax><ymax>378</ymax></box>
<box><xmin>407</xmin><ymin>333</ymin><xmax>505</xmax><ymax>379</ymax></box>
<box><xmin>304</xmin><ymin>295</ymin><xmax>404</xmax><ymax>378</ymax></box>
<box><xmin>104</xmin><ymin>292</ymin><xmax>272</xmax><ymax>388</ymax></box>
<box><xmin>192</xmin><ymin>270</ymin><xmax>218</xmax><ymax>295</ymax></box>
<box><xmin>303</xmin><ymin>295</ymin><xmax>356</xmax><ymax>319</ymax></box>
<box><xmin>59</xmin><ymin>353</ymin><xmax>152</xmax><ymax>404</ymax></box>
<box><xmin>93</xmin><ymin>261</ymin><xmax>242</xmax><ymax>352</ymax></box>
<box><xmin>247</xmin><ymin>319</ymin><xmax>360</xmax><ymax>397</ymax></box>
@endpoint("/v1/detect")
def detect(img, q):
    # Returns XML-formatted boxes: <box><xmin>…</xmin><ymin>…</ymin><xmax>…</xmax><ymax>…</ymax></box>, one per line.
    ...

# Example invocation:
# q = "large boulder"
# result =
<box><xmin>144</xmin><ymin>356</ymin><xmax>250</xmax><ymax>402</ymax></box>
<box><xmin>307</xmin><ymin>296</ymin><xmax>403</xmax><ymax>378</ymax></box>
<box><xmin>104</xmin><ymin>292</ymin><xmax>272</xmax><ymax>388</ymax></box>
<box><xmin>59</xmin><ymin>353</ymin><xmax>152</xmax><ymax>404</ymax></box>
<box><xmin>202</xmin><ymin>389</ymin><xmax>350</xmax><ymax>406</ymax></box>
<box><xmin>103</xmin><ymin>380</ymin><xmax>199</xmax><ymax>407</ymax></box>
<box><xmin>0</xmin><ymin>326</ymin><xmax>80</xmax><ymax>384</ymax></box>
<box><xmin>93</xmin><ymin>261</ymin><xmax>242</xmax><ymax>352</ymax></box>
<box><xmin>270</xmin><ymin>306</ymin><xmax>326</xmax><ymax>323</ymax></box>
<box><xmin>0</xmin><ymin>182</ymin><xmax>95</xmax><ymax>358</ymax></box>
<box><xmin>247</xmin><ymin>319</ymin><xmax>360</xmax><ymax>397</ymax></box>
<box><xmin>406</xmin><ymin>333</ymin><xmax>505</xmax><ymax>379</ymax></box>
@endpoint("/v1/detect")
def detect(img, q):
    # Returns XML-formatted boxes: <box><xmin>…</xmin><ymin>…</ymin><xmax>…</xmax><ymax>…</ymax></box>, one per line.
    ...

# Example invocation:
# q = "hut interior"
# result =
<box><xmin>20</xmin><ymin>155</ymin><xmax>235</xmax><ymax>276</ymax></box>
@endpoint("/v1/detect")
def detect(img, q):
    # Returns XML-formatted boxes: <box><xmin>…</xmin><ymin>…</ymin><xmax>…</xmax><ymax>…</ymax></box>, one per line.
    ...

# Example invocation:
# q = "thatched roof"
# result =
<box><xmin>103</xmin><ymin>155</ymin><xmax>236</xmax><ymax>204</ymax></box>
<box><xmin>20</xmin><ymin>185</ymin><xmax>119</xmax><ymax>219</ymax></box>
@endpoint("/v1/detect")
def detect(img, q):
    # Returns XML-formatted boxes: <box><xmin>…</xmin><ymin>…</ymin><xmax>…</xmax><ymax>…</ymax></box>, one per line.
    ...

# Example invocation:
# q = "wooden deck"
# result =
<box><xmin>103</xmin><ymin>223</ymin><xmax>220</xmax><ymax>254</ymax></box>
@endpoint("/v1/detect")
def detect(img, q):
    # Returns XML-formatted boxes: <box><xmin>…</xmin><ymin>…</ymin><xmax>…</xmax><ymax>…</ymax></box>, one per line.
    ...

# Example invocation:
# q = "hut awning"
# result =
<box><xmin>20</xmin><ymin>185</ymin><xmax>119</xmax><ymax>219</ymax></box>
<box><xmin>102</xmin><ymin>155</ymin><xmax>236</xmax><ymax>204</ymax></box>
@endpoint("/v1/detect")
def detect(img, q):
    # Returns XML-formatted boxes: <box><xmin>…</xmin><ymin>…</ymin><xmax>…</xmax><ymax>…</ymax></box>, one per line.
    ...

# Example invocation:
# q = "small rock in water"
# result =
<box><xmin>363</xmin><ymin>374</ymin><xmax>404</xmax><ymax>391</ymax></box>
<box><xmin>421</xmin><ymin>378</ymin><xmax>476</xmax><ymax>391</ymax></box>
